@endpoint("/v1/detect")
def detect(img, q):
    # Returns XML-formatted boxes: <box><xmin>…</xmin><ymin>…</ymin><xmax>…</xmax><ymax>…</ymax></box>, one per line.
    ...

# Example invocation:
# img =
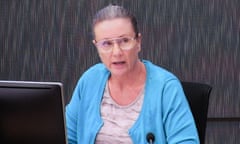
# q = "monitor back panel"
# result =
<box><xmin>0</xmin><ymin>81</ymin><xmax>67</xmax><ymax>144</ymax></box>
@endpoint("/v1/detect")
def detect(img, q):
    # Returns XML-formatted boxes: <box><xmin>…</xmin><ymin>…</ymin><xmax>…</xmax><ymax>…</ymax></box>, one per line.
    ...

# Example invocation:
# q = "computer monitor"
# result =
<box><xmin>0</xmin><ymin>81</ymin><xmax>67</xmax><ymax>144</ymax></box>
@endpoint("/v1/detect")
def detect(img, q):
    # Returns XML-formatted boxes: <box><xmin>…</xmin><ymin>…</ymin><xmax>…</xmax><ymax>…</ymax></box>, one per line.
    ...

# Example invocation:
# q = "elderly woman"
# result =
<box><xmin>66</xmin><ymin>4</ymin><xmax>199</xmax><ymax>144</ymax></box>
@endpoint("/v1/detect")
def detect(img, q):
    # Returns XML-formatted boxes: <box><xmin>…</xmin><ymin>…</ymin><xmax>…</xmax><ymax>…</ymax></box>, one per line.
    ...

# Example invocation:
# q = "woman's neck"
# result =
<box><xmin>108</xmin><ymin>60</ymin><xmax>146</xmax><ymax>105</ymax></box>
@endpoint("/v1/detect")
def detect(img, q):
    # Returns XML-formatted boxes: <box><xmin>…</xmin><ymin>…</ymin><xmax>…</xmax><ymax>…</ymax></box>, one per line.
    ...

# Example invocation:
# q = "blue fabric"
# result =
<box><xmin>65</xmin><ymin>60</ymin><xmax>200</xmax><ymax>144</ymax></box>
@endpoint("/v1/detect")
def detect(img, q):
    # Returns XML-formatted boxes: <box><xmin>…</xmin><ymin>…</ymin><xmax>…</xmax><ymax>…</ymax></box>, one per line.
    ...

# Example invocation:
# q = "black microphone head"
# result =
<box><xmin>146</xmin><ymin>132</ymin><xmax>155</xmax><ymax>143</ymax></box>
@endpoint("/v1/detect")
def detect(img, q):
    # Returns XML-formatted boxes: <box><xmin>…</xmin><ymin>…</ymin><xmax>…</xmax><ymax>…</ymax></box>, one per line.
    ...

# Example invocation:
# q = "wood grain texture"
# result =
<box><xmin>205</xmin><ymin>120</ymin><xmax>240</xmax><ymax>144</ymax></box>
<box><xmin>0</xmin><ymin>0</ymin><xmax>239</xmax><ymax>143</ymax></box>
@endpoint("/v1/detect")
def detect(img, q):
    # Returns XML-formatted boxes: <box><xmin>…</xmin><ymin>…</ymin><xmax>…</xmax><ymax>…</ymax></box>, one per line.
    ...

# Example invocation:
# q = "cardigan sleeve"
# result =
<box><xmin>65</xmin><ymin>79</ymin><xmax>83</xmax><ymax>144</ymax></box>
<box><xmin>162</xmin><ymin>79</ymin><xmax>200</xmax><ymax>144</ymax></box>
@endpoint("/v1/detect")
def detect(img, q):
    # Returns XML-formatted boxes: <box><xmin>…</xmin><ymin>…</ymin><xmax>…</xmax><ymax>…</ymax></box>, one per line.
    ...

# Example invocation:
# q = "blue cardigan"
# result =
<box><xmin>65</xmin><ymin>60</ymin><xmax>199</xmax><ymax>144</ymax></box>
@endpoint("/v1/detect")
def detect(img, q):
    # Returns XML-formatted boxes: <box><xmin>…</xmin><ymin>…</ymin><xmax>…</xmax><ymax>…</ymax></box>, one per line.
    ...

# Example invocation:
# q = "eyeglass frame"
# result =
<box><xmin>93</xmin><ymin>35</ymin><xmax>140</xmax><ymax>53</ymax></box>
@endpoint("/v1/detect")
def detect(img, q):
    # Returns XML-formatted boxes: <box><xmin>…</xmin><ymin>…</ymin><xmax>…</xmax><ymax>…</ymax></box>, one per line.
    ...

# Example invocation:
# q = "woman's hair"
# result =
<box><xmin>92</xmin><ymin>4</ymin><xmax>139</xmax><ymax>37</ymax></box>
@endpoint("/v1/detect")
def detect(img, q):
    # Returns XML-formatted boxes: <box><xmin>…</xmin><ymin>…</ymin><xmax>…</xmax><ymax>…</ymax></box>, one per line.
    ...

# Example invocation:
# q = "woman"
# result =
<box><xmin>66</xmin><ymin>4</ymin><xmax>199</xmax><ymax>144</ymax></box>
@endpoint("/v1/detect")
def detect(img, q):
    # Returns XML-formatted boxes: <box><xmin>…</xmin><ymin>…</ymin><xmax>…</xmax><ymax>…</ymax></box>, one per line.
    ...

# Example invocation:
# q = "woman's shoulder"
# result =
<box><xmin>143</xmin><ymin>60</ymin><xmax>178</xmax><ymax>82</ymax></box>
<box><xmin>83</xmin><ymin>63</ymin><xmax>108</xmax><ymax>76</ymax></box>
<box><xmin>76</xmin><ymin>63</ymin><xmax>109</xmax><ymax>83</ymax></box>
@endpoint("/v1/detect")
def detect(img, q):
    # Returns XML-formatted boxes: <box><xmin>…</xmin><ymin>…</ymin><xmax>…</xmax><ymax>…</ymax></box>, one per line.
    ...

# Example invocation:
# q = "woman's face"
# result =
<box><xmin>93</xmin><ymin>18</ymin><xmax>142</xmax><ymax>76</ymax></box>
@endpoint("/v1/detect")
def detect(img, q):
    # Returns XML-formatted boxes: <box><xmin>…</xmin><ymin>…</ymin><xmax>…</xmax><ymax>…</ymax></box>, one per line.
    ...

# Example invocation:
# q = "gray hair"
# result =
<box><xmin>92</xmin><ymin>4</ymin><xmax>139</xmax><ymax>37</ymax></box>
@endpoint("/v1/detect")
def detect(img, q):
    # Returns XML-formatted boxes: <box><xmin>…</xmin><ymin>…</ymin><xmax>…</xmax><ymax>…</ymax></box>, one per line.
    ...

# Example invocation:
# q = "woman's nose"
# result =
<box><xmin>111</xmin><ymin>42</ymin><xmax>123</xmax><ymax>55</ymax></box>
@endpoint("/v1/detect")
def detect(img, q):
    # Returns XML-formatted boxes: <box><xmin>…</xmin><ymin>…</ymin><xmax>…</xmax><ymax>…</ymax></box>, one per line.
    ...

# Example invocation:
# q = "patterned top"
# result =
<box><xmin>95</xmin><ymin>82</ymin><xmax>144</xmax><ymax>144</ymax></box>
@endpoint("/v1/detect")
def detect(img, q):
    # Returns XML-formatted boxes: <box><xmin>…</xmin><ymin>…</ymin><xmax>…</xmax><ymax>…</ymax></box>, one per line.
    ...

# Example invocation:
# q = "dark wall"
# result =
<box><xmin>1</xmin><ymin>0</ymin><xmax>239</xmax><ymax>143</ymax></box>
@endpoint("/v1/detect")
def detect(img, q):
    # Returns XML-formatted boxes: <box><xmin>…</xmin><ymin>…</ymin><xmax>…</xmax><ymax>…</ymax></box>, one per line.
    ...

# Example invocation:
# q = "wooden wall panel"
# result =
<box><xmin>1</xmin><ymin>0</ymin><xmax>239</xmax><ymax>143</ymax></box>
<box><xmin>206</xmin><ymin>120</ymin><xmax>240</xmax><ymax>143</ymax></box>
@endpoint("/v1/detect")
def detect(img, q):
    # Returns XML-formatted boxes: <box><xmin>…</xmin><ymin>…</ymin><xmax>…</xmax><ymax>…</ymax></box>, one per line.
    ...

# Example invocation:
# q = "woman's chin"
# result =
<box><xmin>110</xmin><ymin>68</ymin><xmax>128</xmax><ymax>77</ymax></box>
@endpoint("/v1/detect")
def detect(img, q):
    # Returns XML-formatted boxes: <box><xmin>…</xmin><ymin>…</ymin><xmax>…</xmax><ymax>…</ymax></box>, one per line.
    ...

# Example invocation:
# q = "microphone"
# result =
<box><xmin>146</xmin><ymin>132</ymin><xmax>155</xmax><ymax>144</ymax></box>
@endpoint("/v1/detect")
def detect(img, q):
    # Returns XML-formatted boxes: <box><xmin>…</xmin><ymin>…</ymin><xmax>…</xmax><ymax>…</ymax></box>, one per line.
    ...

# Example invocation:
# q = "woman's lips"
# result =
<box><xmin>112</xmin><ymin>61</ymin><xmax>126</xmax><ymax>68</ymax></box>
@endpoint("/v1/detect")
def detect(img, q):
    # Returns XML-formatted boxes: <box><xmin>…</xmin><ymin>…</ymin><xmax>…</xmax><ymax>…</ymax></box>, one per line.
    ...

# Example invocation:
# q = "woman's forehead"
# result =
<box><xmin>94</xmin><ymin>18</ymin><xmax>135</xmax><ymax>39</ymax></box>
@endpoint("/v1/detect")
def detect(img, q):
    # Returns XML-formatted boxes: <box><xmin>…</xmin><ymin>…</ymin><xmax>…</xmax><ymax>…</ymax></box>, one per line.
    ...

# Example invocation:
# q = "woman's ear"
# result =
<box><xmin>137</xmin><ymin>33</ymin><xmax>142</xmax><ymax>42</ymax></box>
<box><xmin>137</xmin><ymin>33</ymin><xmax>142</xmax><ymax>48</ymax></box>
<box><xmin>138</xmin><ymin>33</ymin><xmax>142</xmax><ymax>38</ymax></box>
<box><xmin>92</xmin><ymin>40</ymin><xmax>96</xmax><ymax>45</ymax></box>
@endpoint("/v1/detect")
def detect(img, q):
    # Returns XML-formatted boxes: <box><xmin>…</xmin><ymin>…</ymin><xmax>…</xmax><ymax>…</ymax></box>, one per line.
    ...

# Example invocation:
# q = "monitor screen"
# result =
<box><xmin>0</xmin><ymin>81</ymin><xmax>67</xmax><ymax>144</ymax></box>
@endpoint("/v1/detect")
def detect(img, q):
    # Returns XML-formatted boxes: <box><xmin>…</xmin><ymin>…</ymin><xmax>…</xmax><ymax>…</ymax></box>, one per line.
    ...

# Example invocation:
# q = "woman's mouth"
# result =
<box><xmin>112</xmin><ymin>61</ymin><xmax>125</xmax><ymax>65</ymax></box>
<box><xmin>112</xmin><ymin>61</ymin><xmax>126</xmax><ymax>68</ymax></box>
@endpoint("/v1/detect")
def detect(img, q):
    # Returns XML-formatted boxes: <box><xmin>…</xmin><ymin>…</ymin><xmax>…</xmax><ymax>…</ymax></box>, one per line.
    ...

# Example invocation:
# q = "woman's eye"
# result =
<box><xmin>102</xmin><ymin>41</ymin><xmax>113</xmax><ymax>47</ymax></box>
<box><xmin>122</xmin><ymin>38</ymin><xmax>130</xmax><ymax>43</ymax></box>
<box><xmin>121</xmin><ymin>38</ymin><xmax>130</xmax><ymax>44</ymax></box>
